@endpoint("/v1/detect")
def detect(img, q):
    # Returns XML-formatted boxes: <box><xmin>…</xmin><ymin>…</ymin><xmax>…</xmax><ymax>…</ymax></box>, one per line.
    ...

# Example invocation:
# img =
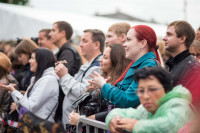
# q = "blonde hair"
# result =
<box><xmin>108</xmin><ymin>23</ymin><xmax>131</xmax><ymax>37</ymax></box>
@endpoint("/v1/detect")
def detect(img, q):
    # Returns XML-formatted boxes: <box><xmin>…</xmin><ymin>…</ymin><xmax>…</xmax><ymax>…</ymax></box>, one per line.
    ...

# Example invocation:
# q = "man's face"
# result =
<box><xmin>138</xmin><ymin>76</ymin><xmax>166</xmax><ymax>114</ymax></box>
<box><xmin>79</xmin><ymin>32</ymin><xmax>95</xmax><ymax>60</ymax></box>
<box><xmin>105</xmin><ymin>31</ymin><xmax>123</xmax><ymax>46</ymax></box>
<box><xmin>163</xmin><ymin>26</ymin><xmax>180</xmax><ymax>53</ymax></box>
<box><xmin>49</xmin><ymin>24</ymin><xmax>62</xmax><ymax>45</ymax></box>
<box><xmin>38</xmin><ymin>32</ymin><xmax>50</xmax><ymax>48</ymax></box>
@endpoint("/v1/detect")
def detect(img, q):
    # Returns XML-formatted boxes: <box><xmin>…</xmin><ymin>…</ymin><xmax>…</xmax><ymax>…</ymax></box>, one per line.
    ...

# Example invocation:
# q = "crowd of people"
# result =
<box><xmin>0</xmin><ymin>20</ymin><xmax>200</xmax><ymax>133</ymax></box>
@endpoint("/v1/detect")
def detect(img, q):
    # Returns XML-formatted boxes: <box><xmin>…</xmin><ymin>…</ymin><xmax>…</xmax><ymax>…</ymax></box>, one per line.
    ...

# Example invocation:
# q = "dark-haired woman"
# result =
<box><xmin>1</xmin><ymin>48</ymin><xmax>59</xmax><ymax>122</ymax></box>
<box><xmin>9</xmin><ymin>39</ymin><xmax>38</xmax><ymax>122</ymax></box>
<box><xmin>106</xmin><ymin>67</ymin><xmax>193</xmax><ymax>133</ymax></box>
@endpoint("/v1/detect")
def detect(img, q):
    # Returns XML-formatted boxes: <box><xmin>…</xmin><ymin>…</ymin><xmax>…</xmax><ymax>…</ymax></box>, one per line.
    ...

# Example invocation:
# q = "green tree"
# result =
<box><xmin>0</xmin><ymin>0</ymin><xmax>28</xmax><ymax>5</ymax></box>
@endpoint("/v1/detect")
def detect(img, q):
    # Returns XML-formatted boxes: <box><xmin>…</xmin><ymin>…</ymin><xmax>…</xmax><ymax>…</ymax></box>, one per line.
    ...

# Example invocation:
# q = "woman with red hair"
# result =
<box><xmin>90</xmin><ymin>25</ymin><xmax>161</xmax><ymax>108</ymax></box>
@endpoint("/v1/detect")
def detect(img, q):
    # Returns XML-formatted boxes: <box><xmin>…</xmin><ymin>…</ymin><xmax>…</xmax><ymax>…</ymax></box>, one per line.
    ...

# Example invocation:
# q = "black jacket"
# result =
<box><xmin>18</xmin><ymin>63</ymin><xmax>32</xmax><ymax>91</ymax></box>
<box><xmin>56</xmin><ymin>42</ymin><xmax>82</xmax><ymax>76</ymax></box>
<box><xmin>165</xmin><ymin>50</ymin><xmax>197</xmax><ymax>86</ymax></box>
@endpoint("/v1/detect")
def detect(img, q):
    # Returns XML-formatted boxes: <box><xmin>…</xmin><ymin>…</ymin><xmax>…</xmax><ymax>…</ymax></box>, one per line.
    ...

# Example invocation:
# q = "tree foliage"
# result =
<box><xmin>0</xmin><ymin>0</ymin><xmax>28</xmax><ymax>5</ymax></box>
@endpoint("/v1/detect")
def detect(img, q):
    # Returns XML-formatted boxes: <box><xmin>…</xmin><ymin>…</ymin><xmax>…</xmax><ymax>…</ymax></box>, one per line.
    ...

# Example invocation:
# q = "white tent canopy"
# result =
<box><xmin>0</xmin><ymin>3</ymin><xmax>167</xmax><ymax>41</ymax></box>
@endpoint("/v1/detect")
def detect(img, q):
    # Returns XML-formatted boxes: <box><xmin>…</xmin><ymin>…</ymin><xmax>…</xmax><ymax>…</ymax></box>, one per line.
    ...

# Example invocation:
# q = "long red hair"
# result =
<box><xmin>133</xmin><ymin>25</ymin><xmax>161</xmax><ymax>63</ymax></box>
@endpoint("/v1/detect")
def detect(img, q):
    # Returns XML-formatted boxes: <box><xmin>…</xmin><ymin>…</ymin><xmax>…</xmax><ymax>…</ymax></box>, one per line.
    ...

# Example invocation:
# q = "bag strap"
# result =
<box><xmin>71</xmin><ymin>92</ymin><xmax>91</xmax><ymax>109</ymax></box>
<box><xmin>45</xmin><ymin>102</ymin><xmax>58</xmax><ymax>121</ymax></box>
<box><xmin>46</xmin><ymin>80</ymin><xmax>60</xmax><ymax>121</ymax></box>
<box><xmin>151</xmin><ymin>58</ymin><xmax>161</xmax><ymax>66</ymax></box>
<box><xmin>81</xmin><ymin>54</ymin><xmax>102</xmax><ymax>82</ymax></box>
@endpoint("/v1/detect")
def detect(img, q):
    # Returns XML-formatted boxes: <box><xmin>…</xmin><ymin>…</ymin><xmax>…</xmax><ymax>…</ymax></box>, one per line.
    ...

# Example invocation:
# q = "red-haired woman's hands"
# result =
<box><xmin>89</xmin><ymin>71</ymin><xmax>106</xmax><ymax>89</ymax></box>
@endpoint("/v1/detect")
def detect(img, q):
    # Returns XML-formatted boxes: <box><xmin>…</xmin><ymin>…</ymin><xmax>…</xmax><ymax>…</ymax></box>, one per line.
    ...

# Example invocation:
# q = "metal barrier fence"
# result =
<box><xmin>76</xmin><ymin>117</ymin><xmax>109</xmax><ymax>133</ymax></box>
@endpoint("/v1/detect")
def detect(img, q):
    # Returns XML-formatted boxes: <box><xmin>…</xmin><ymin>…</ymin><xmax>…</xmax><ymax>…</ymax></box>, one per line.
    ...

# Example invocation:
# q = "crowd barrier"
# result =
<box><xmin>76</xmin><ymin>117</ymin><xmax>109</xmax><ymax>133</ymax></box>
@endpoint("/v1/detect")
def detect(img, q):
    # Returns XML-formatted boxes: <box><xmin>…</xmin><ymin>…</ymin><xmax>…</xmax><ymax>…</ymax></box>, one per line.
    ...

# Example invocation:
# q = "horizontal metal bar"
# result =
<box><xmin>76</xmin><ymin>117</ymin><xmax>109</xmax><ymax>133</ymax></box>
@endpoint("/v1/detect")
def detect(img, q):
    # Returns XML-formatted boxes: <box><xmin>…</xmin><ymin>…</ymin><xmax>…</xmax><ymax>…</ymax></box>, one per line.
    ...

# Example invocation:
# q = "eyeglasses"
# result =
<box><xmin>191</xmin><ymin>53</ymin><xmax>200</xmax><ymax>59</ymax></box>
<box><xmin>135</xmin><ymin>87</ymin><xmax>163</xmax><ymax>97</ymax></box>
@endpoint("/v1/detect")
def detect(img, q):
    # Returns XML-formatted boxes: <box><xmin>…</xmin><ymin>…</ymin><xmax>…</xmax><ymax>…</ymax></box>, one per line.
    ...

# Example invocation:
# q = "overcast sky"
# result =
<box><xmin>29</xmin><ymin>0</ymin><xmax>200</xmax><ymax>29</ymax></box>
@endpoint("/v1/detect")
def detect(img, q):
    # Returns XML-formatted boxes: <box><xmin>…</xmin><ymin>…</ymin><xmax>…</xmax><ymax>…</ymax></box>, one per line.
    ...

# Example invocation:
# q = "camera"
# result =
<box><xmin>17</xmin><ymin>37</ymin><xmax>39</xmax><ymax>45</ymax></box>
<box><xmin>72</xmin><ymin>92</ymin><xmax>107</xmax><ymax>116</ymax></box>
<box><xmin>79</xmin><ymin>95</ymin><xmax>107</xmax><ymax>116</ymax></box>
<box><xmin>81</xmin><ymin>101</ymin><xmax>101</xmax><ymax>116</ymax></box>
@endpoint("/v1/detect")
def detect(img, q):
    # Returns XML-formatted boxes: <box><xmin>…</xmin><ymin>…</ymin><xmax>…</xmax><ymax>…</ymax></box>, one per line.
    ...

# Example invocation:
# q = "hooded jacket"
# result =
<box><xmin>101</xmin><ymin>51</ymin><xmax>158</xmax><ymax>108</ymax></box>
<box><xmin>11</xmin><ymin>67</ymin><xmax>59</xmax><ymax>122</ymax></box>
<box><xmin>106</xmin><ymin>85</ymin><xmax>193</xmax><ymax>133</ymax></box>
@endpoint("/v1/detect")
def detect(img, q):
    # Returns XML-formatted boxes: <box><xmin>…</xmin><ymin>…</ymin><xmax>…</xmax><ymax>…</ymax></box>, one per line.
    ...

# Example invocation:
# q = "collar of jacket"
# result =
<box><xmin>42</xmin><ymin>67</ymin><xmax>58</xmax><ymax>79</ymax></box>
<box><xmin>56</xmin><ymin>41</ymin><xmax>71</xmax><ymax>57</ymax></box>
<box><xmin>31</xmin><ymin>67</ymin><xmax>58</xmax><ymax>83</ymax></box>
<box><xmin>165</xmin><ymin>50</ymin><xmax>191</xmax><ymax>71</ymax></box>
<box><xmin>124</xmin><ymin>52</ymin><xmax>156</xmax><ymax>79</ymax></box>
<box><xmin>131</xmin><ymin>51</ymin><xmax>156</xmax><ymax>67</ymax></box>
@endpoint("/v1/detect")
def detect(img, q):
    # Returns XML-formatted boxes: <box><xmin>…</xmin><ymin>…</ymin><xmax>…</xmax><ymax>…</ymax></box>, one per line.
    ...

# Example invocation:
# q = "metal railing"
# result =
<box><xmin>76</xmin><ymin>117</ymin><xmax>109</xmax><ymax>133</ymax></box>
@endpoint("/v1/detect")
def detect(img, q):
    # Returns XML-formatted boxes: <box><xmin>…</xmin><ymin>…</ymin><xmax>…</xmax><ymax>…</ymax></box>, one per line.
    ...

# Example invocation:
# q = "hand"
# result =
<box><xmin>55</xmin><ymin>60</ymin><xmax>67</xmax><ymax>66</ymax></box>
<box><xmin>0</xmin><ymin>83</ymin><xmax>16</xmax><ymax>92</ymax></box>
<box><xmin>117</xmin><ymin>118</ymin><xmax>138</xmax><ymax>131</ymax></box>
<box><xmin>89</xmin><ymin>71</ymin><xmax>106</xmax><ymax>88</ymax></box>
<box><xmin>20</xmin><ymin>91</ymin><xmax>26</xmax><ymax>95</ymax></box>
<box><xmin>9</xmin><ymin>102</ymin><xmax>18</xmax><ymax>114</ymax></box>
<box><xmin>109</xmin><ymin>116</ymin><xmax>123</xmax><ymax>133</ymax></box>
<box><xmin>55</xmin><ymin>62</ymin><xmax>68</xmax><ymax>78</ymax></box>
<box><xmin>105</xmin><ymin>76</ymin><xmax>111</xmax><ymax>83</ymax></box>
<box><xmin>68</xmin><ymin>111</ymin><xmax>80</xmax><ymax>125</ymax></box>
<box><xmin>86</xmin><ymin>84</ymin><xmax>98</xmax><ymax>92</ymax></box>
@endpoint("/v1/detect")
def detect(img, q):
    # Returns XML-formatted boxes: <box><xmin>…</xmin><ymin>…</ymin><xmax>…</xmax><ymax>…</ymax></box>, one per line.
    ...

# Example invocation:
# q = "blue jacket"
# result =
<box><xmin>100</xmin><ymin>52</ymin><xmax>158</xmax><ymax>108</ymax></box>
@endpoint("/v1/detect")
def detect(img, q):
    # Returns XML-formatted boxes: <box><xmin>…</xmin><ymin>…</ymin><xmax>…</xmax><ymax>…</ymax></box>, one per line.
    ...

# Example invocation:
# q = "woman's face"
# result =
<box><xmin>100</xmin><ymin>47</ymin><xmax>112</xmax><ymax>74</ymax></box>
<box><xmin>18</xmin><ymin>53</ymin><xmax>30</xmax><ymax>66</ymax></box>
<box><xmin>137</xmin><ymin>75</ymin><xmax>166</xmax><ymax>114</ymax></box>
<box><xmin>123</xmin><ymin>28</ymin><xmax>141</xmax><ymax>61</ymax></box>
<box><xmin>190</xmin><ymin>47</ymin><xmax>200</xmax><ymax>62</ymax></box>
<box><xmin>29</xmin><ymin>53</ymin><xmax>38</xmax><ymax>72</ymax></box>
<box><xmin>195</xmin><ymin>30</ymin><xmax>200</xmax><ymax>41</ymax></box>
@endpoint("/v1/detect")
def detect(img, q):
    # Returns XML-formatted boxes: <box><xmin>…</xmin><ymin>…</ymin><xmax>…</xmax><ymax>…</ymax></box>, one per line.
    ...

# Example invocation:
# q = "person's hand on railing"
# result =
<box><xmin>117</xmin><ymin>118</ymin><xmax>138</xmax><ymax>132</ymax></box>
<box><xmin>69</xmin><ymin>111</ymin><xmax>80</xmax><ymax>125</ymax></box>
<box><xmin>109</xmin><ymin>116</ymin><xmax>123</xmax><ymax>133</ymax></box>
<box><xmin>109</xmin><ymin>116</ymin><xmax>138</xmax><ymax>133</ymax></box>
